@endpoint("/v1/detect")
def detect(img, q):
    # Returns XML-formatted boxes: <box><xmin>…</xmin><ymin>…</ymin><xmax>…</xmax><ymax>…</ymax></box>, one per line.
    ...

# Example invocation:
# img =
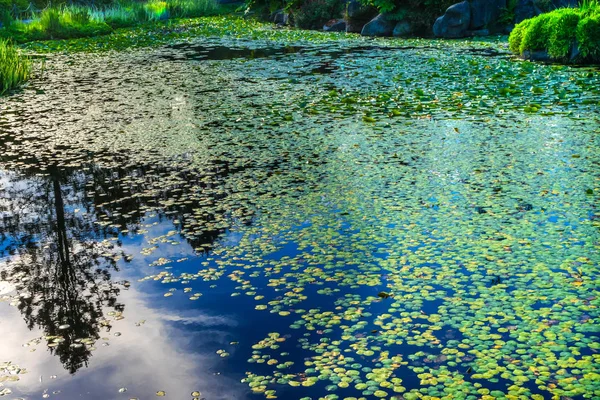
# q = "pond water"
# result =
<box><xmin>0</xmin><ymin>33</ymin><xmax>599</xmax><ymax>400</ymax></box>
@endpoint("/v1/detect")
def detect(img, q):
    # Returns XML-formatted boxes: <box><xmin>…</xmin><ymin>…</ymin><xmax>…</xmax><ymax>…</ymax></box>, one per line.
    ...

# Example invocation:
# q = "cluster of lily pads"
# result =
<box><xmin>1</xmin><ymin>16</ymin><xmax>599</xmax><ymax>400</ymax></box>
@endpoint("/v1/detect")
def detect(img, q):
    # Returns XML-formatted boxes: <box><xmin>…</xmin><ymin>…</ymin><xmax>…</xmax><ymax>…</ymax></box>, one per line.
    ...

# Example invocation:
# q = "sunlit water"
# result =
<box><xmin>0</xmin><ymin>36</ymin><xmax>599</xmax><ymax>400</ymax></box>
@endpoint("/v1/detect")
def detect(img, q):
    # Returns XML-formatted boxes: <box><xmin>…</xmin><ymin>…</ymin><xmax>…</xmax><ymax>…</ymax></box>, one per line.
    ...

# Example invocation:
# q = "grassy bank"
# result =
<box><xmin>509</xmin><ymin>0</ymin><xmax>600</xmax><ymax>63</ymax></box>
<box><xmin>0</xmin><ymin>38</ymin><xmax>31</xmax><ymax>94</ymax></box>
<box><xmin>0</xmin><ymin>0</ymin><xmax>225</xmax><ymax>43</ymax></box>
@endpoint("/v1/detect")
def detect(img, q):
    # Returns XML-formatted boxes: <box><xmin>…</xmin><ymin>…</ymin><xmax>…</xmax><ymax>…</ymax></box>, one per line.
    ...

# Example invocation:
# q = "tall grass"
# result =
<box><xmin>0</xmin><ymin>38</ymin><xmax>31</xmax><ymax>95</ymax></box>
<box><xmin>0</xmin><ymin>0</ymin><xmax>223</xmax><ymax>43</ymax></box>
<box><xmin>580</xmin><ymin>0</ymin><xmax>599</xmax><ymax>14</ymax></box>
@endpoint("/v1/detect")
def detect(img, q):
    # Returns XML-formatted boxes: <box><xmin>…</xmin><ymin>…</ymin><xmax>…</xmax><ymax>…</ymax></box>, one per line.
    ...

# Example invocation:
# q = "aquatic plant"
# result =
<box><xmin>0</xmin><ymin>20</ymin><xmax>599</xmax><ymax>397</ymax></box>
<box><xmin>0</xmin><ymin>38</ymin><xmax>30</xmax><ymax>94</ymax></box>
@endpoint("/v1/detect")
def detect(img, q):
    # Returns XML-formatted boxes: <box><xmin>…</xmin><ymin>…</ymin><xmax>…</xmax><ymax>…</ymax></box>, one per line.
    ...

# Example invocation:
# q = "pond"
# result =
<box><xmin>0</xmin><ymin>28</ymin><xmax>599</xmax><ymax>400</ymax></box>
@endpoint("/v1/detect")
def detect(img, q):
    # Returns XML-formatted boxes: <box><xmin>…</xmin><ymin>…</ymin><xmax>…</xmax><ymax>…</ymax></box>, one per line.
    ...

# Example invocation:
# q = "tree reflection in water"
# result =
<box><xmin>1</xmin><ymin>166</ymin><xmax>123</xmax><ymax>374</ymax></box>
<box><xmin>0</xmin><ymin>156</ymin><xmax>247</xmax><ymax>374</ymax></box>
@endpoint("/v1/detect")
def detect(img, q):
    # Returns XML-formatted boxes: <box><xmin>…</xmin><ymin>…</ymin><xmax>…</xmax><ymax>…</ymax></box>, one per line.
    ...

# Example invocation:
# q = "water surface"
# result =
<box><xmin>0</xmin><ymin>36</ymin><xmax>599</xmax><ymax>400</ymax></box>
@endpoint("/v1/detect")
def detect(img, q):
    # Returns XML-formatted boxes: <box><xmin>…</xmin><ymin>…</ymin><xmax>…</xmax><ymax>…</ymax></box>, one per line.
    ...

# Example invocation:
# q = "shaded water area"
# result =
<box><xmin>0</xmin><ymin>35</ymin><xmax>599</xmax><ymax>400</ymax></box>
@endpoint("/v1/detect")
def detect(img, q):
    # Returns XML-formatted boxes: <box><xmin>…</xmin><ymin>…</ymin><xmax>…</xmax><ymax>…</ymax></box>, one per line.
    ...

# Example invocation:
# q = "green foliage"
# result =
<box><xmin>101</xmin><ymin>7</ymin><xmax>138</xmax><ymax>29</ymax></box>
<box><xmin>519</xmin><ymin>12</ymin><xmax>553</xmax><ymax>53</ymax></box>
<box><xmin>576</xmin><ymin>13</ymin><xmax>600</xmax><ymax>58</ymax></box>
<box><xmin>508</xmin><ymin>1</ymin><xmax>600</xmax><ymax>62</ymax></box>
<box><xmin>0</xmin><ymin>0</ymin><xmax>223</xmax><ymax>43</ymax></box>
<box><xmin>166</xmin><ymin>0</ymin><xmax>221</xmax><ymax>18</ymax></box>
<box><xmin>508</xmin><ymin>19</ymin><xmax>529</xmax><ymax>53</ymax></box>
<box><xmin>580</xmin><ymin>0</ymin><xmax>599</xmax><ymax>13</ymax></box>
<box><xmin>293</xmin><ymin>0</ymin><xmax>344</xmax><ymax>29</ymax></box>
<box><xmin>498</xmin><ymin>0</ymin><xmax>518</xmax><ymax>25</ymax></box>
<box><xmin>547</xmin><ymin>9</ymin><xmax>579</xmax><ymax>58</ymax></box>
<box><xmin>24</xmin><ymin>7</ymin><xmax>113</xmax><ymax>40</ymax></box>
<box><xmin>0</xmin><ymin>38</ymin><xmax>30</xmax><ymax>94</ymax></box>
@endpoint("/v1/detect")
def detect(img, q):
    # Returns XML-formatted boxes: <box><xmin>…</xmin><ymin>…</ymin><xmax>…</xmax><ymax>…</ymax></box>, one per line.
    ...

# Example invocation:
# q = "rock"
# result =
<box><xmin>569</xmin><ymin>40</ymin><xmax>580</xmax><ymax>61</ymax></box>
<box><xmin>467</xmin><ymin>28</ymin><xmax>490</xmax><ymax>36</ymax></box>
<box><xmin>515</xmin><ymin>0</ymin><xmax>540</xmax><ymax>23</ymax></box>
<box><xmin>469</xmin><ymin>0</ymin><xmax>506</xmax><ymax>30</ymax></box>
<box><xmin>393</xmin><ymin>21</ymin><xmax>414</xmax><ymax>37</ymax></box>
<box><xmin>323</xmin><ymin>19</ymin><xmax>347</xmax><ymax>32</ymax></box>
<box><xmin>346</xmin><ymin>0</ymin><xmax>377</xmax><ymax>33</ymax></box>
<box><xmin>361</xmin><ymin>13</ymin><xmax>396</xmax><ymax>36</ymax></box>
<box><xmin>346</xmin><ymin>0</ymin><xmax>363</xmax><ymax>18</ymax></box>
<box><xmin>433</xmin><ymin>1</ymin><xmax>471</xmax><ymax>38</ymax></box>
<box><xmin>522</xmin><ymin>50</ymin><xmax>551</xmax><ymax>61</ymax></box>
<box><xmin>551</xmin><ymin>0</ymin><xmax>577</xmax><ymax>7</ymax></box>
<box><xmin>272</xmin><ymin>10</ymin><xmax>289</xmax><ymax>25</ymax></box>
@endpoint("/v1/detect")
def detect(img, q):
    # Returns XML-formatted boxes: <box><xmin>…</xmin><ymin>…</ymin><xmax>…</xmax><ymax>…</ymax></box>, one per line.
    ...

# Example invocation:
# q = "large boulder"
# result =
<box><xmin>324</xmin><ymin>19</ymin><xmax>347</xmax><ymax>32</ymax></box>
<box><xmin>551</xmin><ymin>0</ymin><xmax>577</xmax><ymax>7</ymax></box>
<box><xmin>469</xmin><ymin>0</ymin><xmax>506</xmax><ymax>30</ymax></box>
<box><xmin>346</xmin><ymin>0</ymin><xmax>376</xmax><ymax>33</ymax></box>
<box><xmin>393</xmin><ymin>21</ymin><xmax>414</xmax><ymax>37</ymax></box>
<box><xmin>346</xmin><ymin>0</ymin><xmax>363</xmax><ymax>18</ymax></box>
<box><xmin>272</xmin><ymin>9</ymin><xmax>289</xmax><ymax>25</ymax></box>
<box><xmin>361</xmin><ymin>13</ymin><xmax>396</xmax><ymax>36</ymax></box>
<box><xmin>433</xmin><ymin>1</ymin><xmax>471</xmax><ymax>38</ymax></box>
<box><xmin>514</xmin><ymin>0</ymin><xmax>540</xmax><ymax>23</ymax></box>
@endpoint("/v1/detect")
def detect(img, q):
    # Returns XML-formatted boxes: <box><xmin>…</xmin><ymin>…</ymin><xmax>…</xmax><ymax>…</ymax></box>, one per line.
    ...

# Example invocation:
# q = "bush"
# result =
<box><xmin>547</xmin><ymin>9</ymin><xmax>580</xmax><ymax>58</ymax></box>
<box><xmin>293</xmin><ymin>0</ymin><xmax>344</xmax><ymax>29</ymax></box>
<box><xmin>0</xmin><ymin>38</ymin><xmax>30</xmax><ymax>94</ymax></box>
<box><xmin>508</xmin><ymin>0</ymin><xmax>600</xmax><ymax>63</ymax></box>
<box><xmin>508</xmin><ymin>19</ymin><xmax>529</xmax><ymax>53</ymax></box>
<box><xmin>576</xmin><ymin>13</ymin><xmax>600</xmax><ymax>58</ymax></box>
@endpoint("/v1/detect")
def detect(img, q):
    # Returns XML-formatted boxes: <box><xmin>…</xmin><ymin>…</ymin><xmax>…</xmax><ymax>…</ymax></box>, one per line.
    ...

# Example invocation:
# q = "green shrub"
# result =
<box><xmin>519</xmin><ymin>12</ymin><xmax>553</xmax><ymax>53</ymax></box>
<box><xmin>508</xmin><ymin>1</ymin><xmax>600</xmax><ymax>63</ymax></box>
<box><xmin>293</xmin><ymin>0</ymin><xmax>344</xmax><ymax>29</ymax></box>
<box><xmin>0</xmin><ymin>38</ymin><xmax>30</xmax><ymax>95</ymax></box>
<box><xmin>576</xmin><ymin>14</ymin><xmax>600</xmax><ymax>58</ymax></box>
<box><xmin>547</xmin><ymin>9</ymin><xmax>580</xmax><ymax>59</ymax></box>
<box><xmin>508</xmin><ymin>19</ymin><xmax>529</xmax><ymax>53</ymax></box>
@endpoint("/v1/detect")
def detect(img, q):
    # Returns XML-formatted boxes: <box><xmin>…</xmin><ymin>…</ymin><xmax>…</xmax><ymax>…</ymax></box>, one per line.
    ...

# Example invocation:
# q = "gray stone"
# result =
<box><xmin>433</xmin><ymin>1</ymin><xmax>471</xmax><ymax>38</ymax></box>
<box><xmin>323</xmin><ymin>19</ymin><xmax>347</xmax><ymax>32</ymax></box>
<box><xmin>522</xmin><ymin>50</ymin><xmax>551</xmax><ymax>61</ymax></box>
<box><xmin>467</xmin><ymin>28</ymin><xmax>490</xmax><ymax>36</ymax></box>
<box><xmin>345</xmin><ymin>0</ymin><xmax>375</xmax><ymax>33</ymax></box>
<box><xmin>552</xmin><ymin>0</ymin><xmax>577</xmax><ymax>7</ymax></box>
<box><xmin>569</xmin><ymin>41</ymin><xmax>580</xmax><ymax>62</ymax></box>
<box><xmin>346</xmin><ymin>0</ymin><xmax>363</xmax><ymax>18</ymax></box>
<box><xmin>361</xmin><ymin>13</ymin><xmax>396</xmax><ymax>37</ymax></box>
<box><xmin>272</xmin><ymin>10</ymin><xmax>289</xmax><ymax>25</ymax></box>
<box><xmin>469</xmin><ymin>0</ymin><xmax>506</xmax><ymax>30</ymax></box>
<box><xmin>515</xmin><ymin>0</ymin><xmax>540</xmax><ymax>24</ymax></box>
<box><xmin>393</xmin><ymin>21</ymin><xmax>413</xmax><ymax>37</ymax></box>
